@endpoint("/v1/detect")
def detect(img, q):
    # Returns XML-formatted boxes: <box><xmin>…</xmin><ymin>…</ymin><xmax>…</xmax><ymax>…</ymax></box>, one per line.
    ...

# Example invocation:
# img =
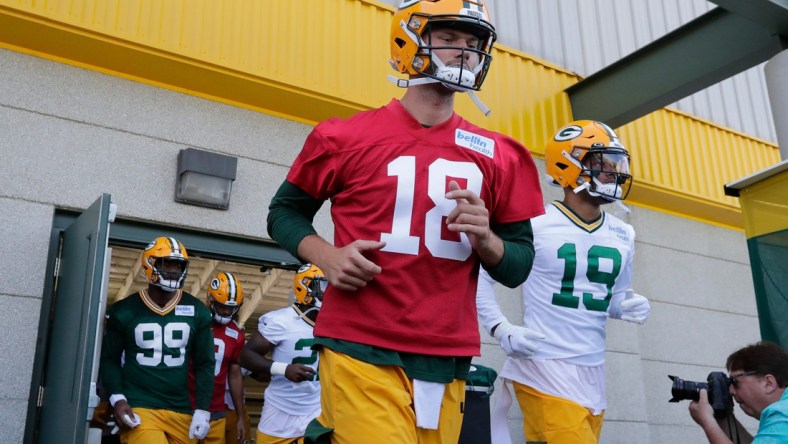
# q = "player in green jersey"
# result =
<box><xmin>100</xmin><ymin>237</ymin><xmax>215</xmax><ymax>444</ymax></box>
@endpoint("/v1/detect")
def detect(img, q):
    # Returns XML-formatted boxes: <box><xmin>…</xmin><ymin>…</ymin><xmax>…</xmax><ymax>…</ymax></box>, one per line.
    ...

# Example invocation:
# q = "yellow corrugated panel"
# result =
<box><xmin>738</xmin><ymin>171</ymin><xmax>788</xmax><ymax>238</ymax></box>
<box><xmin>0</xmin><ymin>0</ymin><xmax>396</xmax><ymax>108</ymax></box>
<box><xmin>0</xmin><ymin>0</ymin><xmax>780</xmax><ymax>229</ymax></box>
<box><xmin>617</xmin><ymin>111</ymin><xmax>779</xmax><ymax>227</ymax></box>
<box><xmin>460</xmin><ymin>49</ymin><xmax>577</xmax><ymax>155</ymax></box>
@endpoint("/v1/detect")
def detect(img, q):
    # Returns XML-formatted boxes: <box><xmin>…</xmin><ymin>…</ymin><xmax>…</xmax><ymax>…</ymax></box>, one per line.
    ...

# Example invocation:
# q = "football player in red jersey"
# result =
<box><xmin>189</xmin><ymin>272</ymin><xmax>247</xmax><ymax>444</ymax></box>
<box><xmin>266</xmin><ymin>1</ymin><xmax>544</xmax><ymax>443</ymax></box>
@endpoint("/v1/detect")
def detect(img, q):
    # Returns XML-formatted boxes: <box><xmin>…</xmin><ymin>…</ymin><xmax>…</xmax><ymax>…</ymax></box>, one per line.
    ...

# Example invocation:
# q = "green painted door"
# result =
<box><xmin>37</xmin><ymin>194</ymin><xmax>114</xmax><ymax>444</ymax></box>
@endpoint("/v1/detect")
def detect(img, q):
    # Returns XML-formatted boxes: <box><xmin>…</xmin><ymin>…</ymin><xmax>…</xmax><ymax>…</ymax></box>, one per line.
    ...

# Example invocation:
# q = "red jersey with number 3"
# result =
<box><xmin>288</xmin><ymin>99</ymin><xmax>544</xmax><ymax>356</ymax></box>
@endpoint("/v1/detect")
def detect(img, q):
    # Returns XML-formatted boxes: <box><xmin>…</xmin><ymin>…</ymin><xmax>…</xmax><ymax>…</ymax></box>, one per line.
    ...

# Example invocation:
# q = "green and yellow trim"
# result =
<box><xmin>552</xmin><ymin>201</ymin><xmax>605</xmax><ymax>233</ymax></box>
<box><xmin>140</xmin><ymin>289</ymin><xmax>182</xmax><ymax>316</ymax></box>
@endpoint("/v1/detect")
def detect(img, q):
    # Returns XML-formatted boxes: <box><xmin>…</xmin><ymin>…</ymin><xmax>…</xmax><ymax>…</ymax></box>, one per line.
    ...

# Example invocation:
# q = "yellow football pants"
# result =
<box><xmin>122</xmin><ymin>408</ymin><xmax>195</xmax><ymax>444</ymax></box>
<box><xmin>256</xmin><ymin>429</ymin><xmax>304</xmax><ymax>444</ymax></box>
<box><xmin>311</xmin><ymin>347</ymin><xmax>466</xmax><ymax>444</ymax></box>
<box><xmin>513</xmin><ymin>382</ymin><xmax>605</xmax><ymax>444</ymax></box>
<box><xmin>198</xmin><ymin>417</ymin><xmax>226</xmax><ymax>444</ymax></box>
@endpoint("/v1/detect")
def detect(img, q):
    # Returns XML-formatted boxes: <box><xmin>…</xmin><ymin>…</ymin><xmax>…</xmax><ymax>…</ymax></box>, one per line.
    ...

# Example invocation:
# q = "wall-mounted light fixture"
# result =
<box><xmin>175</xmin><ymin>148</ymin><xmax>238</xmax><ymax>210</ymax></box>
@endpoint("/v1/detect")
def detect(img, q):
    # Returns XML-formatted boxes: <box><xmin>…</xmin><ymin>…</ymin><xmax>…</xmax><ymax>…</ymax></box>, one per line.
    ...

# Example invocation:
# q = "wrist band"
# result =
<box><xmin>109</xmin><ymin>394</ymin><xmax>127</xmax><ymax>407</ymax></box>
<box><xmin>270</xmin><ymin>361</ymin><xmax>288</xmax><ymax>376</ymax></box>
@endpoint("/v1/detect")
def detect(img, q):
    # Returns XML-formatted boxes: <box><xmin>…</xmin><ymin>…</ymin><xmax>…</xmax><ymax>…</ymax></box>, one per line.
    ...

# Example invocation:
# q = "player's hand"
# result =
<box><xmin>620</xmin><ymin>291</ymin><xmax>650</xmax><ymax>324</ymax></box>
<box><xmin>493</xmin><ymin>321</ymin><xmax>546</xmax><ymax>358</ymax></box>
<box><xmin>285</xmin><ymin>364</ymin><xmax>317</xmax><ymax>383</ymax></box>
<box><xmin>321</xmin><ymin>240</ymin><xmax>385</xmax><ymax>291</ymax></box>
<box><xmin>189</xmin><ymin>409</ymin><xmax>211</xmax><ymax>440</ymax></box>
<box><xmin>236</xmin><ymin>416</ymin><xmax>246</xmax><ymax>443</ymax></box>
<box><xmin>112</xmin><ymin>400</ymin><xmax>141</xmax><ymax>429</ymax></box>
<box><xmin>445</xmin><ymin>181</ymin><xmax>499</xmax><ymax>254</ymax></box>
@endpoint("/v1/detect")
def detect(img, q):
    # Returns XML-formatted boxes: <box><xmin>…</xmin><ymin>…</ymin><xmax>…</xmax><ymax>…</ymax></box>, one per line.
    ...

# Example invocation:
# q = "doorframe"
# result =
<box><xmin>25</xmin><ymin>210</ymin><xmax>300</xmax><ymax>443</ymax></box>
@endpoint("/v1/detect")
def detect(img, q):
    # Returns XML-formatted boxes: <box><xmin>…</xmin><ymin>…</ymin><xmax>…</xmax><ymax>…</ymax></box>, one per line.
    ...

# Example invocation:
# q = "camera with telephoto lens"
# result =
<box><xmin>668</xmin><ymin>371</ymin><xmax>733</xmax><ymax>418</ymax></box>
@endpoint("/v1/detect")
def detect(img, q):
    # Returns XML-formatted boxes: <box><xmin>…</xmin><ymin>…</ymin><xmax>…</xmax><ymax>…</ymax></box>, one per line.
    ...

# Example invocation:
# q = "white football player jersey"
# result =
<box><xmin>478</xmin><ymin>201</ymin><xmax>635</xmax><ymax>412</ymax></box>
<box><xmin>478</xmin><ymin>201</ymin><xmax>635</xmax><ymax>366</ymax></box>
<box><xmin>523</xmin><ymin>201</ymin><xmax>634</xmax><ymax>366</ymax></box>
<box><xmin>258</xmin><ymin>307</ymin><xmax>321</xmax><ymax>417</ymax></box>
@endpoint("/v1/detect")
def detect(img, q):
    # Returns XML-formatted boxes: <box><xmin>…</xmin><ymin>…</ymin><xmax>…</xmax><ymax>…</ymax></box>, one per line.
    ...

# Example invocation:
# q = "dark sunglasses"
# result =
<box><xmin>729</xmin><ymin>371</ymin><xmax>757</xmax><ymax>388</ymax></box>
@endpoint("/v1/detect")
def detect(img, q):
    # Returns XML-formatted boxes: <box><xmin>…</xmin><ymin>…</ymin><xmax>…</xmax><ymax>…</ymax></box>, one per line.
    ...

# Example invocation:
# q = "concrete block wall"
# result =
<box><xmin>0</xmin><ymin>198</ymin><xmax>52</xmax><ymax>443</ymax></box>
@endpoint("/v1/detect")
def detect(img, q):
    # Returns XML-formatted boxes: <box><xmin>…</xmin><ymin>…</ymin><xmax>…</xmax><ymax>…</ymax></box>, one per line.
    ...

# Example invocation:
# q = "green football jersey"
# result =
<box><xmin>100</xmin><ymin>289</ymin><xmax>215</xmax><ymax>413</ymax></box>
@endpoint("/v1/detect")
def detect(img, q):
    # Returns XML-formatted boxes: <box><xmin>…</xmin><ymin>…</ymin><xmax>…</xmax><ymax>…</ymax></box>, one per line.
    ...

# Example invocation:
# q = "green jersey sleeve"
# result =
<box><xmin>191</xmin><ymin>300</ymin><xmax>215</xmax><ymax>411</ymax></box>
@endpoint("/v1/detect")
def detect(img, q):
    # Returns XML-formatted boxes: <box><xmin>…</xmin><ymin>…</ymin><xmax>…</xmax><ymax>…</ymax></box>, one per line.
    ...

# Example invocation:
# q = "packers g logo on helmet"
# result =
<box><xmin>140</xmin><ymin>237</ymin><xmax>189</xmax><ymax>292</ymax></box>
<box><xmin>207</xmin><ymin>272</ymin><xmax>243</xmax><ymax>325</ymax></box>
<box><xmin>545</xmin><ymin>120</ymin><xmax>633</xmax><ymax>202</ymax></box>
<box><xmin>210</xmin><ymin>278</ymin><xmax>221</xmax><ymax>291</ymax></box>
<box><xmin>553</xmin><ymin>125</ymin><xmax>583</xmax><ymax>142</ymax></box>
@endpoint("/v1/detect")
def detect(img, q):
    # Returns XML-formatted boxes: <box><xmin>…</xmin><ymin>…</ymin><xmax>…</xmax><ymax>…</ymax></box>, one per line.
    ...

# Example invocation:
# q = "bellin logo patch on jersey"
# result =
<box><xmin>609</xmin><ymin>225</ymin><xmax>630</xmax><ymax>242</ymax></box>
<box><xmin>175</xmin><ymin>305</ymin><xmax>195</xmax><ymax>317</ymax></box>
<box><xmin>455</xmin><ymin>129</ymin><xmax>494</xmax><ymax>158</ymax></box>
<box><xmin>224</xmin><ymin>326</ymin><xmax>239</xmax><ymax>339</ymax></box>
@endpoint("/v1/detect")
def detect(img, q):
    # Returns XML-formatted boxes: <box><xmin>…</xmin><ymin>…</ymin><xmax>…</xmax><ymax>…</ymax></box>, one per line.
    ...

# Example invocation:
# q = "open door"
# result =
<box><xmin>36</xmin><ymin>194</ymin><xmax>115</xmax><ymax>444</ymax></box>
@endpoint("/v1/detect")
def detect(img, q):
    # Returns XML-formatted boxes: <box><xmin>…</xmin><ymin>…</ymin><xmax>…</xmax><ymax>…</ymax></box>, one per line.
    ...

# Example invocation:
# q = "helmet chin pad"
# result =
<box><xmin>210</xmin><ymin>301</ymin><xmax>240</xmax><ymax>324</ymax></box>
<box><xmin>157</xmin><ymin>278</ymin><xmax>182</xmax><ymax>292</ymax></box>
<box><xmin>434</xmin><ymin>65</ymin><xmax>476</xmax><ymax>91</ymax></box>
<box><xmin>213</xmin><ymin>313</ymin><xmax>233</xmax><ymax>325</ymax></box>
<box><xmin>588</xmin><ymin>177</ymin><xmax>623</xmax><ymax>201</ymax></box>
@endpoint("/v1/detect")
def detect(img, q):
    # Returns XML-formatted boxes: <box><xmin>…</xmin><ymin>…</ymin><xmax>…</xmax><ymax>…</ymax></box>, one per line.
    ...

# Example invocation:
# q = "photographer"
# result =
<box><xmin>689</xmin><ymin>341</ymin><xmax>788</xmax><ymax>443</ymax></box>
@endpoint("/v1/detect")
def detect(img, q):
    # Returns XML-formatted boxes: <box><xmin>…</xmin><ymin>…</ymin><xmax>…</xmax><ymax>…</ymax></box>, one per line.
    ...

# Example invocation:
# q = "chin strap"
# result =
<box><xmin>572</xmin><ymin>181</ymin><xmax>590</xmax><ymax>194</ymax></box>
<box><xmin>387</xmin><ymin>75</ymin><xmax>491</xmax><ymax>116</ymax></box>
<box><xmin>570</xmin><ymin>179</ymin><xmax>630</xmax><ymax>213</ymax></box>
<box><xmin>612</xmin><ymin>199</ymin><xmax>631</xmax><ymax>214</ymax></box>
<box><xmin>469</xmin><ymin>92</ymin><xmax>492</xmax><ymax>116</ymax></box>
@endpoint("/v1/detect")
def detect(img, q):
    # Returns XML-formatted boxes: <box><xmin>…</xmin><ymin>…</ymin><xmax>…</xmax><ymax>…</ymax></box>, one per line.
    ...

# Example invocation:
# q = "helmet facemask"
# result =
<box><xmin>305</xmin><ymin>276</ymin><xmax>328</xmax><ymax>308</ymax></box>
<box><xmin>403</xmin><ymin>15</ymin><xmax>494</xmax><ymax>92</ymax></box>
<box><xmin>571</xmin><ymin>148</ymin><xmax>633</xmax><ymax>201</ymax></box>
<box><xmin>210</xmin><ymin>300</ymin><xmax>241</xmax><ymax>325</ymax></box>
<box><xmin>150</xmin><ymin>258</ymin><xmax>189</xmax><ymax>292</ymax></box>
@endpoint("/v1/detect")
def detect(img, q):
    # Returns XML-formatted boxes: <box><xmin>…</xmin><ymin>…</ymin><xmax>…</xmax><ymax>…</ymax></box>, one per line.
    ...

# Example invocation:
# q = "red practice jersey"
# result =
<box><xmin>289</xmin><ymin>99</ymin><xmax>544</xmax><ymax>356</ymax></box>
<box><xmin>190</xmin><ymin>321</ymin><xmax>246</xmax><ymax>412</ymax></box>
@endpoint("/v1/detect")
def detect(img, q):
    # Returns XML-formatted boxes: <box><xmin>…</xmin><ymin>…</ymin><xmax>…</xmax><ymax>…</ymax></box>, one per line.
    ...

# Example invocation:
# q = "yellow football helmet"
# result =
<box><xmin>293</xmin><ymin>264</ymin><xmax>328</xmax><ymax>307</ymax></box>
<box><xmin>390</xmin><ymin>0</ymin><xmax>496</xmax><ymax>92</ymax></box>
<box><xmin>140</xmin><ymin>237</ymin><xmax>189</xmax><ymax>292</ymax></box>
<box><xmin>545</xmin><ymin>120</ymin><xmax>633</xmax><ymax>201</ymax></box>
<box><xmin>207</xmin><ymin>272</ymin><xmax>244</xmax><ymax>325</ymax></box>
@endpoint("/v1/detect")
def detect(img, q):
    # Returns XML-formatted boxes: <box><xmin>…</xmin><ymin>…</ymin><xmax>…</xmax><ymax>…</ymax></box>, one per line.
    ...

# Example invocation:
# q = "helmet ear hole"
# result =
<box><xmin>394</xmin><ymin>37</ymin><xmax>406</xmax><ymax>49</ymax></box>
<box><xmin>555</xmin><ymin>162</ymin><xmax>569</xmax><ymax>171</ymax></box>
